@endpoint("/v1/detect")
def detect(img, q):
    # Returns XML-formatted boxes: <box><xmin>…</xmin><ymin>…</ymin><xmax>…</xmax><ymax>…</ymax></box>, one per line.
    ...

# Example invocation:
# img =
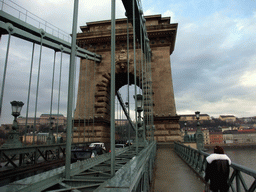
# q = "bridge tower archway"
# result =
<box><xmin>74</xmin><ymin>15</ymin><xmax>181</xmax><ymax>143</ymax></box>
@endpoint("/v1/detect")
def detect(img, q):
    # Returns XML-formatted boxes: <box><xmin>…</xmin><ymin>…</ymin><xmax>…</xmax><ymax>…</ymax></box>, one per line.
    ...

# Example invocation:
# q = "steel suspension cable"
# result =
<box><xmin>126</xmin><ymin>15</ymin><xmax>131</xmax><ymax>148</ymax></box>
<box><xmin>49</xmin><ymin>51</ymin><xmax>57</xmax><ymax>128</ymax></box>
<box><xmin>24</xmin><ymin>43</ymin><xmax>35</xmax><ymax>144</ymax></box>
<box><xmin>148</xmin><ymin>49</ymin><xmax>154</xmax><ymax>141</ymax></box>
<box><xmin>84</xmin><ymin>56</ymin><xmax>90</xmax><ymax>143</ymax></box>
<box><xmin>93</xmin><ymin>54</ymin><xmax>96</xmax><ymax>142</ymax></box>
<box><xmin>133</xmin><ymin>0</ymin><xmax>138</xmax><ymax>154</ymax></box>
<box><xmin>78</xmin><ymin>56</ymin><xmax>82</xmax><ymax>143</ymax></box>
<box><xmin>87</xmin><ymin>59</ymin><xmax>92</xmax><ymax>143</ymax></box>
<box><xmin>33</xmin><ymin>33</ymin><xmax>44</xmax><ymax>145</ymax></box>
<box><xmin>65</xmin><ymin>0</ymin><xmax>79</xmax><ymax>178</ymax></box>
<box><xmin>110</xmin><ymin>0</ymin><xmax>116</xmax><ymax>176</ymax></box>
<box><xmin>0</xmin><ymin>32</ymin><xmax>11</xmax><ymax>117</ymax></box>
<box><xmin>83</xmin><ymin>56</ymin><xmax>88</xmax><ymax>143</ymax></box>
<box><xmin>139</xmin><ymin>16</ymin><xmax>145</xmax><ymax>142</ymax></box>
<box><xmin>137</xmin><ymin>41</ymin><xmax>141</xmax><ymax>93</ymax></box>
<box><xmin>56</xmin><ymin>48</ymin><xmax>64</xmax><ymax>143</ymax></box>
<box><xmin>72</xmin><ymin>56</ymin><xmax>78</xmax><ymax>143</ymax></box>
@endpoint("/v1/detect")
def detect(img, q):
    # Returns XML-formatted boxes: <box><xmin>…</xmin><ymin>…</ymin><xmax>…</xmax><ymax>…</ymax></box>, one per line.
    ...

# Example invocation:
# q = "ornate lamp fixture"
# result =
<box><xmin>134</xmin><ymin>94</ymin><xmax>143</xmax><ymax>113</ymax></box>
<box><xmin>1</xmin><ymin>101</ymin><xmax>24</xmax><ymax>148</ymax></box>
<box><xmin>134</xmin><ymin>94</ymin><xmax>145</xmax><ymax>146</ymax></box>
<box><xmin>184</xmin><ymin>121</ymin><xmax>189</xmax><ymax>142</ymax></box>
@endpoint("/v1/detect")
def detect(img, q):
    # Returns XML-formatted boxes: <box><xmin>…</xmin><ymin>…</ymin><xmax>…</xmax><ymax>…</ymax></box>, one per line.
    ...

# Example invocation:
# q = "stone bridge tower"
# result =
<box><xmin>74</xmin><ymin>15</ymin><xmax>181</xmax><ymax>143</ymax></box>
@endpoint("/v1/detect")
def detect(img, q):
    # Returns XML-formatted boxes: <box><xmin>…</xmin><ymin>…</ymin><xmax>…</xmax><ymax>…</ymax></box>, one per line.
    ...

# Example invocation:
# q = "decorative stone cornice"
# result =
<box><xmin>74</xmin><ymin>117</ymin><xmax>110</xmax><ymax>125</ymax></box>
<box><xmin>76</xmin><ymin>15</ymin><xmax>178</xmax><ymax>54</ymax></box>
<box><xmin>154</xmin><ymin>115</ymin><xmax>180</xmax><ymax>122</ymax></box>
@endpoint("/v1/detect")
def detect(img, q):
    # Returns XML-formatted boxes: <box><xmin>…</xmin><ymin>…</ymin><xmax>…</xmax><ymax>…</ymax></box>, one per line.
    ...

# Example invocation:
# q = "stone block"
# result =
<box><xmin>97</xmin><ymin>97</ymin><xmax>108</xmax><ymax>102</ymax></box>
<box><xmin>72</xmin><ymin>138</ymin><xmax>79</xmax><ymax>143</ymax></box>
<box><xmin>165</xmin><ymin>136</ymin><xmax>182</xmax><ymax>142</ymax></box>
<box><xmin>154</xmin><ymin>130</ymin><xmax>169</xmax><ymax>136</ymax></box>
<box><xmin>97</xmin><ymin>87</ymin><xmax>108</xmax><ymax>92</ymax></box>
<box><xmin>157</xmin><ymin>136</ymin><xmax>166</xmax><ymax>142</ymax></box>
<box><xmin>156</xmin><ymin>124</ymin><xmax>165</xmax><ymax>130</ymax></box>
<box><xmin>82</xmin><ymin>126</ymin><xmax>106</xmax><ymax>131</ymax></box>
<box><xmin>96</xmin><ymin>108</ymin><xmax>108</xmax><ymax>113</ymax></box>
<box><xmin>165</xmin><ymin>123</ymin><xmax>180</xmax><ymax>129</ymax></box>
<box><xmin>169</xmin><ymin>130</ymin><xmax>181</xmax><ymax>135</ymax></box>
<box><xmin>95</xmin><ymin>91</ymin><xmax>108</xmax><ymax>97</ymax></box>
<box><xmin>103</xmin><ymin>72</ymin><xmax>111</xmax><ymax>80</ymax></box>
<box><xmin>95</xmin><ymin>102</ymin><xmax>107</xmax><ymax>108</ymax></box>
<box><xmin>96</xmin><ymin>132</ymin><xmax>110</xmax><ymax>137</ymax></box>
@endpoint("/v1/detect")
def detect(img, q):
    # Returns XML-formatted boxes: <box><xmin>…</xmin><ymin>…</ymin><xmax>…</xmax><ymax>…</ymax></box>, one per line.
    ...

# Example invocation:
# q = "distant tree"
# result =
<box><xmin>0</xmin><ymin>130</ymin><xmax>6</xmax><ymax>139</ymax></box>
<box><xmin>39</xmin><ymin>125</ymin><xmax>49</xmax><ymax>133</ymax></box>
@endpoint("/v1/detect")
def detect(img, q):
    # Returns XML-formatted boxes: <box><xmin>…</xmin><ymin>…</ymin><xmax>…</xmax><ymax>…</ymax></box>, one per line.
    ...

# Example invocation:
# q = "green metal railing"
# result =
<box><xmin>95</xmin><ymin>141</ymin><xmax>156</xmax><ymax>192</ymax></box>
<box><xmin>174</xmin><ymin>142</ymin><xmax>256</xmax><ymax>192</ymax></box>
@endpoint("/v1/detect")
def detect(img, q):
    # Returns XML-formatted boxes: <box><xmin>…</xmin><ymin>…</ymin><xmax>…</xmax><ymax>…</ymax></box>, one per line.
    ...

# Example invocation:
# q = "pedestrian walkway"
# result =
<box><xmin>152</xmin><ymin>144</ymin><xmax>205</xmax><ymax>192</ymax></box>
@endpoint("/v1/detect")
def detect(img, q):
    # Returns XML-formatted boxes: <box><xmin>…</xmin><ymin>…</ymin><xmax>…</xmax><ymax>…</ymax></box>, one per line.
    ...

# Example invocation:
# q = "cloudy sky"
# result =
<box><xmin>0</xmin><ymin>0</ymin><xmax>256</xmax><ymax>124</ymax></box>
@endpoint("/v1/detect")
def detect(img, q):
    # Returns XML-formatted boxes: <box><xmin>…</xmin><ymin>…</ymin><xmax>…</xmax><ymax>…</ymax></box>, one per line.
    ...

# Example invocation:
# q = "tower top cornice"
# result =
<box><xmin>77</xmin><ymin>14</ymin><xmax>178</xmax><ymax>55</ymax></box>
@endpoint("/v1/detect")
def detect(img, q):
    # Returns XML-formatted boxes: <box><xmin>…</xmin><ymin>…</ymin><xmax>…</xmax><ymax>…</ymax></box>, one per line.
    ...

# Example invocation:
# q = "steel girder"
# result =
<box><xmin>0</xmin><ymin>147</ymin><xmax>130</xmax><ymax>192</ymax></box>
<box><xmin>95</xmin><ymin>142</ymin><xmax>156</xmax><ymax>191</ymax></box>
<box><xmin>0</xmin><ymin>10</ymin><xmax>101</xmax><ymax>62</ymax></box>
<box><xmin>0</xmin><ymin>143</ymin><xmax>84</xmax><ymax>168</ymax></box>
<box><xmin>0</xmin><ymin>144</ymin><xmax>157</xmax><ymax>192</ymax></box>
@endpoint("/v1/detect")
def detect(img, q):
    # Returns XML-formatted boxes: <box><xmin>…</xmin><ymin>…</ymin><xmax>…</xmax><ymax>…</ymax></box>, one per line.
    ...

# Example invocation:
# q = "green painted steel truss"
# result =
<box><xmin>0</xmin><ymin>142</ymin><xmax>156</xmax><ymax>192</ymax></box>
<box><xmin>0</xmin><ymin>143</ymin><xmax>86</xmax><ymax>169</ymax></box>
<box><xmin>0</xmin><ymin>10</ymin><xmax>101</xmax><ymax>62</ymax></box>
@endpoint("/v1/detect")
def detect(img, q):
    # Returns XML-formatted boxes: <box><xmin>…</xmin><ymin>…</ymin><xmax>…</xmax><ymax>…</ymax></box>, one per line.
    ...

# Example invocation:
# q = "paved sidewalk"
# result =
<box><xmin>152</xmin><ymin>146</ymin><xmax>205</xmax><ymax>192</ymax></box>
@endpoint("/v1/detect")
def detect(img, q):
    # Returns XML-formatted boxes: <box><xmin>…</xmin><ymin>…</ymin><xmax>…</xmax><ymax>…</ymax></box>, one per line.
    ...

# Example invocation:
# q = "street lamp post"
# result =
<box><xmin>184</xmin><ymin>121</ymin><xmax>189</xmax><ymax>142</ymax></box>
<box><xmin>1</xmin><ymin>101</ymin><xmax>24</xmax><ymax>148</ymax></box>
<box><xmin>134</xmin><ymin>94</ymin><xmax>146</xmax><ymax>146</ymax></box>
<box><xmin>195</xmin><ymin>111</ymin><xmax>204</xmax><ymax>150</ymax></box>
<box><xmin>47</xmin><ymin>117</ymin><xmax>55</xmax><ymax>145</ymax></box>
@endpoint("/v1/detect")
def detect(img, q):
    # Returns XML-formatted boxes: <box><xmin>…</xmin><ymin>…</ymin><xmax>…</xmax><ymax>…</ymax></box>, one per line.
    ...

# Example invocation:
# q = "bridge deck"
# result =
<box><xmin>152</xmin><ymin>144</ymin><xmax>205</xmax><ymax>192</ymax></box>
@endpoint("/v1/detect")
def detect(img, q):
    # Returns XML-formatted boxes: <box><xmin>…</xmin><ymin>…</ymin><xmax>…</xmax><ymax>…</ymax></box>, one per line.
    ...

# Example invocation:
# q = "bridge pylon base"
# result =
<box><xmin>73</xmin><ymin>118</ymin><xmax>110</xmax><ymax>144</ymax></box>
<box><xmin>153</xmin><ymin>115</ymin><xmax>182</xmax><ymax>142</ymax></box>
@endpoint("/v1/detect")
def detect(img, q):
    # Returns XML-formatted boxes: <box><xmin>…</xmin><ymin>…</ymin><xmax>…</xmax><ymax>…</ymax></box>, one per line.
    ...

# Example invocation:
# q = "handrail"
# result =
<box><xmin>174</xmin><ymin>142</ymin><xmax>256</xmax><ymax>192</ymax></box>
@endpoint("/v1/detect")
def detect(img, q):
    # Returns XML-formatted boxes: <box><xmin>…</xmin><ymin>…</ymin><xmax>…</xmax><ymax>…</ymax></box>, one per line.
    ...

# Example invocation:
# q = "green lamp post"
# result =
<box><xmin>134</xmin><ymin>94</ymin><xmax>146</xmax><ymax>146</ymax></box>
<box><xmin>1</xmin><ymin>101</ymin><xmax>24</xmax><ymax>148</ymax></box>
<box><xmin>184</xmin><ymin>121</ymin><xmax>189</xmax><ymax>142</ymax></box>
<box><xmin>195</xmin><ymin>111</ymin><xmax>204</xmax><ymax>151</ymax></box>
<box><xmin>47</xmin><ymin>117</ymin><xmax>56</xmax><ymax>145</ymax></box>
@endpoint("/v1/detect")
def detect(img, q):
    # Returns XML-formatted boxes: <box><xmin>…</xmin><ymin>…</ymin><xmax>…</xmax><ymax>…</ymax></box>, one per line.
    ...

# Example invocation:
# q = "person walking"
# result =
<box><xmin>205</xmin><ymin>146</ymin><xmax>231</xmax><ymax>192</ymax></box>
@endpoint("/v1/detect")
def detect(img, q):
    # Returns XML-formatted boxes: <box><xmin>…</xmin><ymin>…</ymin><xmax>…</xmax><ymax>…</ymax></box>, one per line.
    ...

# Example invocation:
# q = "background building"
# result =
<box><xmin>180</xmin><ymin>114</ymin><xmax>211</xmax><ymax>122</ymax></box>
<box><xmin>219</xmin><ymin>115</ymin><xmax>236</xmax><ymax>123</ymax></box>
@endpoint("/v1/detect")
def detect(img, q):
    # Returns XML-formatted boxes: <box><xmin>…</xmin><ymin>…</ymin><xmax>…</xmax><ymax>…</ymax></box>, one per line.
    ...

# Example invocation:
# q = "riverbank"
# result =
<box><xmin>205</xmin><ymin>143</ymin><xmax>256</xmax><ymax>149</ymax></box>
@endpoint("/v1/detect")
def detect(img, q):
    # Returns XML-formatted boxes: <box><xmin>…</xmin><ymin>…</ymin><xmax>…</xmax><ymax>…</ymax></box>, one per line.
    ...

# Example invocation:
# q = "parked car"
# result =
<box><xmin>71</xmin><ymin>142</ymin><xmax>106</xmax><ymax>163</ymax></box>
<box><xmin>89</xmin><ymin>142</ymin><xmax>106</xmax><ymax>150</ymax></box>
<box><xmin>71</xmin><ymin>147</ymin><xmax>97</xmax><ymax>162</ymax></box>
<box><xmin>115</xmin><ymin>144</ymin><xmax>126</xmax><ymax>148</ymax></box>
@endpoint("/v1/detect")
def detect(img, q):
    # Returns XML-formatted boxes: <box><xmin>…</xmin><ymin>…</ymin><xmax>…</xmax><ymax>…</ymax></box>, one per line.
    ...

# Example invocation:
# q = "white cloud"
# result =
<box><xmin>239</xmin><ymin>70</ymin><xmax>256</xmax><ymax>87</ymax></box>
<box><xmin>144</xmin><ymin>8</ymin><xmax>157</xmax><ymax>16</ymax></box>
<box><xmin>163</xmin><ymin>10</ymin><xmax>175</xmax><ymax>21</ymax></box>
